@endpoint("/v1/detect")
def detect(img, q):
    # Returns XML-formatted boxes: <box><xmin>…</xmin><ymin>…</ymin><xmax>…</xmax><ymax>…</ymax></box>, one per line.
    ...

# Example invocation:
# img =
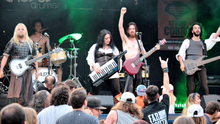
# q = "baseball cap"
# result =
<box><xmin>161</xmin><ymin>84</ymin><xmax>174</xmax><ymax>91</ymax></box>
<box><xmin>187</xmin><ymin>104</ymin><xmax>204</xmax><ymax>117</ymax></box>
<box><xmin>120</xmin><ymin>92</ymin><xmax>136</xmax><ymax>103</ymax></box>
<box><xmin>136</xmin><ymin>85</ymin><xmax>147</xmax><ymax>96</ymax></box>
<box><xmin>87</xmin><ymin>97</ymin><xmax>106</xmax><ymax>110</ymax></box>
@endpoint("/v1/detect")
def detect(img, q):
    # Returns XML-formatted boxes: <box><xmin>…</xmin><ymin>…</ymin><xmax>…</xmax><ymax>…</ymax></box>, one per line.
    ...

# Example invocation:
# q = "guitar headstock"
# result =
<box><xmin>159</xmin><ymin>39</ymin><xmax>167</xmax><ymax>45</ymax></box>
<box><xmin>53</xmin><ymin>48</ymin><xmax>62</xmax><ymax>53</ymax></box>
<box><xmin>155</xmin><ymin>39</ymin><xmax>166</xmax><ymax>50</ymax></box>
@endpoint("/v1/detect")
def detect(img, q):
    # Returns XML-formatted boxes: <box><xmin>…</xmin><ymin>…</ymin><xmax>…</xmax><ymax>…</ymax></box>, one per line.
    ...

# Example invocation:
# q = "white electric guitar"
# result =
<box><xmin>9</xmin><ymin>48</ymin><xmax>62</xmax><ymax>76</ymax></box>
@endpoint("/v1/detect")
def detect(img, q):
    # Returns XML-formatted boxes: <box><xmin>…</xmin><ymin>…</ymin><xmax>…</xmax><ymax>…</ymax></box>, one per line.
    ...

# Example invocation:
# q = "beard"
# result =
<box><xmin>193</xmin><ymin>32</ymin><xmax>201</xmax><ymax>37</ymax></box>
<box><xmin>129</xmin><ymin>32</ymin><xmax>136</xmax><ymax>38</ymax></box>
<box><xmin>18</xmin><ymin>34</ymin><xmax>24</xmax><ymax>38</ymax></box>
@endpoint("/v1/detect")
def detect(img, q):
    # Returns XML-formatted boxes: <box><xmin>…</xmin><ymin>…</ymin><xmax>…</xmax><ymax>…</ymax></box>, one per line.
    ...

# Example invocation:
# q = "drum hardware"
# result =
<box><xmin>67</xmin><ymin>40</ymin><xmax>82</xmax><ymax>87</ymax></box>
<box><xmin>0</xmin><ymin>81</ymin><xmax>8</xmax><ymax>93</ymax></box>
<box><xmin>44</xmin><ymin>32</ymin><xmax>53</xmax><ymax>75</ymax></box>
<box><xmin>58</xmin><ymin>33</ymin><xmax>83</xmax><ymax>87</ymax></box>
<box><xmin>58</xmin><ymin>33</ymin><xmax>82</xmax><ymax>44</ymax></box>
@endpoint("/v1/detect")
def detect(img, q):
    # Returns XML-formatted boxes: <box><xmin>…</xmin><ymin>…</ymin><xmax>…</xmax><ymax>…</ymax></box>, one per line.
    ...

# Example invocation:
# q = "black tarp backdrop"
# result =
<box><xmin>0</xmin><ymin>0</ymin><xmax>219</xmax><ymax>94</ymax></box>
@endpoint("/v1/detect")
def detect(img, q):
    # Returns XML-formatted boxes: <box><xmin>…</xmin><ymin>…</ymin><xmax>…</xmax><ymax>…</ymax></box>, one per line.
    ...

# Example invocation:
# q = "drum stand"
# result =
<box><xmin>67</xmin><ymin>40</ymin><xmax>82</xmax><ymax>87</ymax></box>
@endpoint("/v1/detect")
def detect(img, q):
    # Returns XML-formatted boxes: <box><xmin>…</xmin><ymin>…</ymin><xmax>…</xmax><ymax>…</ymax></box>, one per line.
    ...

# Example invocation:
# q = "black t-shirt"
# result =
<box><xmin>38</xmin><ymin>83</ymin><xmax>51</xmax><ymax>93</ymax></box>
<box><xmin>142</xmin><ymin>94</ymin><xmax>169</xmax><ymax>124</ymax></box>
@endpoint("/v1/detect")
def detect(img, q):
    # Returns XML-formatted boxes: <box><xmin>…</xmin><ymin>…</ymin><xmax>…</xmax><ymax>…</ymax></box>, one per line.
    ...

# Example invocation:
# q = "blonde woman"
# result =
<box><xmin>160</xmin><ymin>84</ymin><xmax>176</xmax><ymax>114</ymax></box>
<box><xmin>0</xmin><ymin>23</ymin><xmax>39</xmax><ymax>106</ymax></box>
<box><xmin>187</xmin><ymin>104</ymin><xmax>206</xmax><ymax>124</ymax></box>
<box><xmin>23</xmin><ymin>107</ymin><xmax>38</xmax><ymax>124</ymax></box>
<box><xmin>182</xmin><ymin>93</ymin><xmax>201</xmax><ymax>116</ymax></box>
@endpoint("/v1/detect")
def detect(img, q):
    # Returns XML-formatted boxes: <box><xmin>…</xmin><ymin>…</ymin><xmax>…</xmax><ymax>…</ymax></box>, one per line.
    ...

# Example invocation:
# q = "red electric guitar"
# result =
<box><xmin>123</xmin><ymin>39</ymin><xmax>166</xmax><ymax>75</ymax></box>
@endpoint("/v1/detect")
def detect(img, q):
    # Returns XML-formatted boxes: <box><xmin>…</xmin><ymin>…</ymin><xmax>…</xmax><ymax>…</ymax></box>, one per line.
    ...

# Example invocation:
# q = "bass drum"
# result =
<box><xmin>32</xmin><ymin>67</ymin><xmax>58</xmax><ymax>91</ymax></box>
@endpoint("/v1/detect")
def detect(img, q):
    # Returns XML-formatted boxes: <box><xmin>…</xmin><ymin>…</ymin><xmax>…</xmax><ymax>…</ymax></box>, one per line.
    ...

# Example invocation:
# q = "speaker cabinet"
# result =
<box><xmin>201</xmin><ymin>95</ymin><xmax>220</xmax><ymax>110</ymax></box>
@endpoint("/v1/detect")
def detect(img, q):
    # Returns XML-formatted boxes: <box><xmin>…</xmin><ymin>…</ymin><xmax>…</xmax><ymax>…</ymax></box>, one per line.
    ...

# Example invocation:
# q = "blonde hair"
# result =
<box><xmin>192</xmin><ymin>116</ymin><xmax>206</xmax><ymax>124</ymax></box>
<box><xmin>169</xmin><ymin>92</ymin><xmax>176</xmax><ymax>105</ymax></box>
<box><xmin>182</xmin><ymin>93</ymin><xmax>200</xmax><ymax>116</ymax></box>
<box><xmin>23</xmin><ymin>107</ymin><xmax>38</xmax><ymax>124</ymax></box>
<box><xmin>10</xmin><ymin>23</ymin><xmax>33</xmax><ymax>45</ymax></box>
<box><xmin>111</xmin><ymin>102</ymin><xmax>143</xmax><ymax>119</ymax></box>
<box><xmin>173</xmin><ymin>116</ymin><xmax>195</xmax><ymax>124</ymax></box>
<box><xmin>161</xmin><ymin>88</ymin><xmax>176</xmax><ymax>105</ymax></box>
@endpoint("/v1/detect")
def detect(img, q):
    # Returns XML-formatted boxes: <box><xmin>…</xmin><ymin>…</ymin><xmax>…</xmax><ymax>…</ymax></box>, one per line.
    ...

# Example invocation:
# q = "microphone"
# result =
<box><xmin>44</xmin><ymin>32</ymin><xmax>49</xmax><ymax>37</ymax></box>
<box><xmin>136</xmin><ymin>32</ymin><xmax>142</xmax><ymax>35</ymax></box>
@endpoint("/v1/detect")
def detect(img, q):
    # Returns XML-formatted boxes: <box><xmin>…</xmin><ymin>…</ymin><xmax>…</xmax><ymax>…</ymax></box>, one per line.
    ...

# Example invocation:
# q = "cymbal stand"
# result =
<box><xmin>67</xmin><ymin>40</ymin><xmax>82</xmax><ymax>87</ymax></box>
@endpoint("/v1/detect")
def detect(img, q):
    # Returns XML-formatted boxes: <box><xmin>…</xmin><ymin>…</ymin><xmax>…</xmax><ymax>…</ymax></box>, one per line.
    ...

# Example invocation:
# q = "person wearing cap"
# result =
<box><xmin>142</xmin><ymin>57</ymin><xmax>170</xmax><ymax>124</ymax></box>
<box><xmin>187</xmin><ymin>104</ymin><xmax>206</xmax><ymax>124</ymax></box>
<box><xmin>85</xmin><ymin>97</ymin><xmax>106</xmax><ymax>119</ymax></box>
<box><xmin>204</xmin><ymin>101</ymin><xmax>220</xmax><ymax>124</ymax></box>
<box><xmin>135</xmin><ymin>85</ymin><xmax>147</xmax><ymax>110</ymax></box>
<box><xmin>64</xmin><ymin>79</ymin><xmax>78</xmax><ymax>91</ymax></box>
<box><xmin>105</xmin><ymin>92</ymin><xmax>143</xmax><ymax>124</ymax></box>
<box><xmin>159</xmin><ymin>84</ymin><xmax>176</xmax><ymax>114</ymax></box>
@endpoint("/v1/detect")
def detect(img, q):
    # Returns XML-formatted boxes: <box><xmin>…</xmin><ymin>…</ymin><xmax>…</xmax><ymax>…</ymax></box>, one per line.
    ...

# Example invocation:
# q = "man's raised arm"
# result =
<box><xmin>118</xmin><ymin>7</ymin><xmax>127</xmax><ymax>43</ymax></box>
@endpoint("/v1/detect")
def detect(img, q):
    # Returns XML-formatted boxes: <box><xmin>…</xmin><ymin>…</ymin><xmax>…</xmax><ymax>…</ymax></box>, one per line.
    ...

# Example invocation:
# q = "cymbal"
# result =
<box><xmin>64</xmin><ymin>48</ymin><xmax>80</xmax><ymax>51</ymax></box>
<box><xmin>59</xmin><ymin>33</ymin><xmax>82</xmax><ymax>44</ymax></box>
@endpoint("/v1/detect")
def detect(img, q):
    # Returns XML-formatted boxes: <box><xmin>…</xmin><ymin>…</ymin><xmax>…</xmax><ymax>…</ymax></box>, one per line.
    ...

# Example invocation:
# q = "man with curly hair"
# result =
<box><xmin>37</xmin><ymin>86</ymin><xmax>72</xmax><ymax>124</ymax></box>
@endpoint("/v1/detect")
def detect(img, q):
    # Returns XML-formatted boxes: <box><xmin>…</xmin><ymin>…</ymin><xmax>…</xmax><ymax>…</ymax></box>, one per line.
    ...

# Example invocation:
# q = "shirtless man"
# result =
<box><xmin>119</xmin><ymin>7</ymin><xmax>160</xmax><ymax>94</ymax></box>
<box><xmin>30</xmin><ymin>20</ymin><xmax>51</xmax><ymax>54</ymax></box>
<box><xmin>30</xmin><ymin>20</ymin><xmax>63</xmax><ymax>82</ymax></box>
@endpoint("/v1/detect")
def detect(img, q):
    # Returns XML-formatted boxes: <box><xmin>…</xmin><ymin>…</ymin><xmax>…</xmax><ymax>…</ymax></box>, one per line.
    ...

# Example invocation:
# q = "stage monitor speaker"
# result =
<box><xmin>87</xmin><ymin>95</ymin><xmax>114</xmax><ymax>114</ymax></box>
<box><xmin>201</xmin><ymin>95</ymin><xmax>220</xmax><ymax>110</ymax></box>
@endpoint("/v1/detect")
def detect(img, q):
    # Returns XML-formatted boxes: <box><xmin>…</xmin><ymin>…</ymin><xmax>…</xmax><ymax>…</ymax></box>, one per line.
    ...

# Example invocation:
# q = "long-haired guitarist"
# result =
<box><xmin>86</xmin><ymin>29</ymin><xmax>122</xmax><ymax>103</ymax></box>
<box><xmin>119</xmin><ymin>7</ymin><xmax>160</xmax><ymax>94</ymax></box>
<box><xmin>0</xmin><ymin>23</ymin><xmax>39</xmax><ymax>106</ymax></box>
<box><xmin>176</xmin><ymin>22</ymin><xmax>220</xmax><ymax>96</ymax></box>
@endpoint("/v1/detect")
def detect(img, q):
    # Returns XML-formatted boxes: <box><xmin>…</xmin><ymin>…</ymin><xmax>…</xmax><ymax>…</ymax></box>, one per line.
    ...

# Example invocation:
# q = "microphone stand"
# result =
<box><xmin>46</xmin><ymin>35</ymin><xmax>52</xmax><ymax>75</ymax></box>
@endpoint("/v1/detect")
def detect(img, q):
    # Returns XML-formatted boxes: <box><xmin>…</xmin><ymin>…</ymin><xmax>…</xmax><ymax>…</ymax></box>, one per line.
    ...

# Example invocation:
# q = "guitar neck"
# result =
<box><xmin>139</xmin><ymin>47</ymin><xmax>157</xmax><ymax>61</ymax></box>
<box><xmin>197</xmin><ymin>56</ymin><xmax>220</xmax><ymax>66</ymax></box>
<box><xmin>27</xmin><ymin>51</ymin><xmax>54</xmax><ymax>65</ymax></box>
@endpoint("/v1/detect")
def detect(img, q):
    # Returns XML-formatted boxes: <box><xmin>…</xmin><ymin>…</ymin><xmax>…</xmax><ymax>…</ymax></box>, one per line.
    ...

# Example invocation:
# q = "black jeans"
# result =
<box><xmin>125</xmin><ymin>69</ymin><xmax>142</xmax><ymax>95</ymax></box>
<box><xmin>187</xmin><ymin>66</ymin><xmax>209</xmax><ymax>96</ymax></box>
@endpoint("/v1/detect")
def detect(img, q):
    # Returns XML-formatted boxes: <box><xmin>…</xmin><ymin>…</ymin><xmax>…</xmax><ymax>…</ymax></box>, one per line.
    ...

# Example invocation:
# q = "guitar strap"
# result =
<box><xmin>136</xmin><ymin>39</ymin><xmax>142</xmax><ymax>53</ymax></box>
<box><xmin>202</xmin><ymin>40</ymin><xmax>207</xmax><ymax>56</ymax></box>
<box><xmin>27</xmin><ymin>40</ymin><xmax>33</xmax><ymax>54</ymax></box>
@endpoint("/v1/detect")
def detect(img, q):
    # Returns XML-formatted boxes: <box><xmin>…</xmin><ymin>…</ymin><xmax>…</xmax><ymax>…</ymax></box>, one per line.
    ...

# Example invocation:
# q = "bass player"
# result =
<box><xmin>176</xmin><ymin>22</ymin><xmax>220</xmax><ymax>96</ymax></box>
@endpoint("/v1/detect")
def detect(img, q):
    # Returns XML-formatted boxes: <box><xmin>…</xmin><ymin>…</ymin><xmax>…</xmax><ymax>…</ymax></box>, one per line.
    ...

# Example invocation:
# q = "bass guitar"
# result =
<box><xmin>184</xmin><ymin>55</ymin><xmax>220</xmax><ymax>75</ymax></box>
<box><xmin>123</xmin><ymin>39</ymin><xmax>166</xmax><ymax>75</ymax></box>
<box><xmin>10</xmin><ymin>48</ymin><xmax>62</xmax><ymax>76</ymax></box>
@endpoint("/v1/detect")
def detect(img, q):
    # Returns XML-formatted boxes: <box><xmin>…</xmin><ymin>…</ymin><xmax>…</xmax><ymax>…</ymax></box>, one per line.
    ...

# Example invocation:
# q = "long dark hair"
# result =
<box><xmin>186</xmin><ymin>22</ymin><xmax>206</xmax><ymax>40</ymax></box>
<box><xmin>94</xmin><ymin>29</ymin><xmax>115</xmax><ymax>56</ymax></box>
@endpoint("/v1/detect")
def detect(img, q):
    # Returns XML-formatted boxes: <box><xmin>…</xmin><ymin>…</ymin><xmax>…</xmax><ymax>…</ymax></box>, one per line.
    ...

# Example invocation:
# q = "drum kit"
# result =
<box><xmin>33</xmin><ymin>33</ymin><xmax>83</xmax><ymax>90</ymax></box>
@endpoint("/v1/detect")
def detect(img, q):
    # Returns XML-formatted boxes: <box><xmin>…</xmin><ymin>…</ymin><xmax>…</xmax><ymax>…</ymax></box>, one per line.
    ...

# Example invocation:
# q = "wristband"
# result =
<box><xmin>162</xmin><ymin>67</ymin><xmax>169</xmax><ymax>73</ymax></box>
